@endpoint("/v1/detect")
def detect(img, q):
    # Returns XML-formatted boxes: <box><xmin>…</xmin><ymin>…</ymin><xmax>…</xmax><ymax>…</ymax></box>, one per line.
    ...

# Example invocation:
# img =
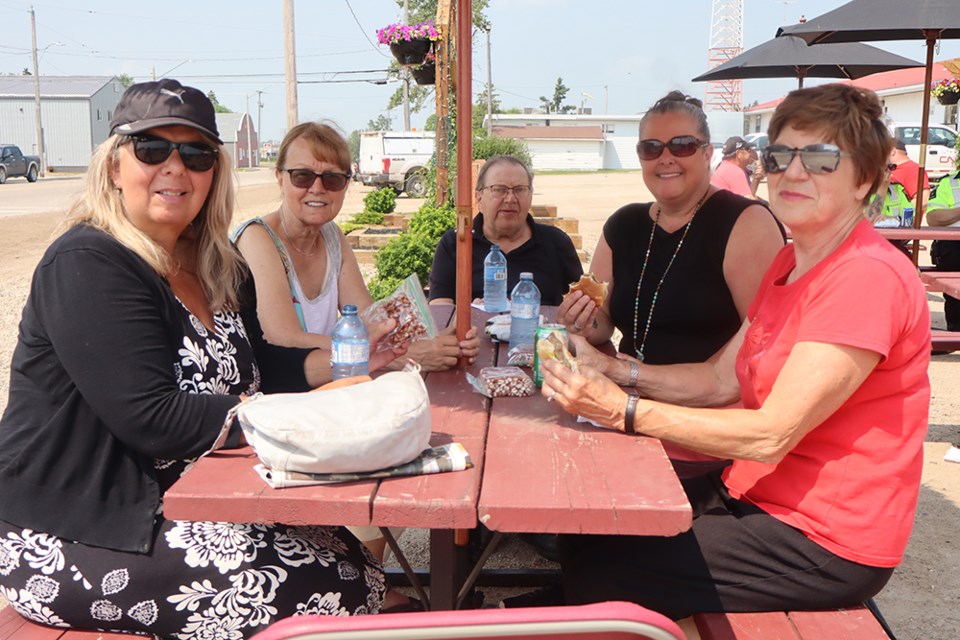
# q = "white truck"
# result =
<box><xmin>356</xmin><ymin>130</ymin><xmax>434</xmax><ymax>197</ymax></box>
<box><xmin>891</xmin><ymin>122</ymin><xmax>958</xmax><ymax>179</ymax></box>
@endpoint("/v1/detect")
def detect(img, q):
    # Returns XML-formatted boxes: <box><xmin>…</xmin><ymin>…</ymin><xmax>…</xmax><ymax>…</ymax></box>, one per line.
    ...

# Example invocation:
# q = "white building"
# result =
<box><xmin>744</xmin><ymin>59</ymin><xmax>960</xmax><ymax>135</ymax></box>
<box><xmin>489</xmin><ymin>110</ymin><xmax>745</xmax><ymax>171</ymax></box>
<box><xmin>0</xmin><ymin>75</ymin><xmax>124</xmax><ymax>171</ymax></box>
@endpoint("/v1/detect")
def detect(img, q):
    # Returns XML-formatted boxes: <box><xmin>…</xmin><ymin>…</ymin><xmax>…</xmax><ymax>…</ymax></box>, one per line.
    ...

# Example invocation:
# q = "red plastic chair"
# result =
<box><xmin>250</xmin><ymin>601</ymin><xmax>686</xmax><ymax>640</ymax></box>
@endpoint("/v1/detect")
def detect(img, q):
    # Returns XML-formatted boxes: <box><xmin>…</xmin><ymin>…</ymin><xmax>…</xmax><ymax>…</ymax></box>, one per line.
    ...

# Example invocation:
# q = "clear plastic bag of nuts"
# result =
<box><xmin>361</xmin><ymin>273</ymin><xmax>439</xmax><ymax>352</ymax></box>
<box><xmin>466</xmin><ymin>366</ymin><xmax>536</xmax><ymax>398</ymax></box>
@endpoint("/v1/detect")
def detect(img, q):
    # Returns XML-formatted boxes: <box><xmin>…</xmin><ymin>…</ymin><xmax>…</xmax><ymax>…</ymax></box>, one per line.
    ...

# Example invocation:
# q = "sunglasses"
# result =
<box><xmin>761</xmin><ymin>144</ymin><xmax>851</xmax><ymax>175</ymax></box>
<box><xmin>282</xmin><ymin>169</ymin><xmax>352</xmax><ymax>191</ymax></box>
<box><xmin>636</xmin><ymin>136</ymin><xmax>708</xmax><ymax>161</ymax></box>
<box><xmin>129</xmin><ymin>135</ymin><xmax>218</xmax><ymax>172</ymax></box>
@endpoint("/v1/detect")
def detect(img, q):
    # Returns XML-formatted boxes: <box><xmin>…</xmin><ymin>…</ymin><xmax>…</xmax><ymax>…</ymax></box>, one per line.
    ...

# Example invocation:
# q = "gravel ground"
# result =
<box><xmin>0</xmin><ymin>169</ymin><xmax>956</xmax><ymax>638</ymax></box>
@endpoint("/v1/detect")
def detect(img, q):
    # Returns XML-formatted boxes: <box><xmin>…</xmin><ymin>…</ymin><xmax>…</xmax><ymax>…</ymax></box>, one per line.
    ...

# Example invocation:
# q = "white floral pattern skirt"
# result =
<box><xmin>0</xmin><ymin>515</ymin><xmax>386</xmax><ymax>639</ymax></box>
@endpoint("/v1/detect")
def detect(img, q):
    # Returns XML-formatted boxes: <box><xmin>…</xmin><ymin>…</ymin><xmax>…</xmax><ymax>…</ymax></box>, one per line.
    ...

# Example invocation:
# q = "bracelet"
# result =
<box><xmin>623</xmin><ymin>394</ymin><xmax>639</xmax><ymax>435</ymax></box>
<box><xmin>627</xmin><ymin>360</ymin><xmax>639</xmax><ymax>388</ymax></box>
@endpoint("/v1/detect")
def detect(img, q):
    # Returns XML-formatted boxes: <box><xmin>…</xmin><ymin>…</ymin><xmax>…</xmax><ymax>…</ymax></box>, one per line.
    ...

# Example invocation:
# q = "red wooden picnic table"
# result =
<box><xmin>163</xmin><ymin>305</ymin><xmax>692</xmax><ymax>611</ymax></box>
<box><xmin>874</xmin><ymin>227</ymin><xmax>960</xmax><ymax>241</ymax></box>
<box><xmin>920</xmin><ymin>270</ymin><xmax>960</xmax><ymax>299</ymax></box>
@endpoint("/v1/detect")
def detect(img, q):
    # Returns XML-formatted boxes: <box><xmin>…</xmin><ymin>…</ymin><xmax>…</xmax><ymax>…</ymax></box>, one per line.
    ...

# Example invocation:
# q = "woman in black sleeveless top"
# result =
<box><xmin>559</xmin><ymin>91</ymin><xmax>784</xmax><ymax>371</ymax></box>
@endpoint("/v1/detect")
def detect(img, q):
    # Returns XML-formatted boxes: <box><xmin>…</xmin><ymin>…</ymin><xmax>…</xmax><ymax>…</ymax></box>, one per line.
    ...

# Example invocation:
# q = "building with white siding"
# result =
<box><xmin>488</xmin><ymin>111</ymin><xmax>745</xmax><ymax>171</ymax></box>
<box><xmin>744</xmin><ymin>60</ymin><xmax>959</xmax><ymax>136</ymax></box>
<box><xmin>0</xmin><ymin>76</ymin><xmax>124</xmax><ymax>171</ymax></box>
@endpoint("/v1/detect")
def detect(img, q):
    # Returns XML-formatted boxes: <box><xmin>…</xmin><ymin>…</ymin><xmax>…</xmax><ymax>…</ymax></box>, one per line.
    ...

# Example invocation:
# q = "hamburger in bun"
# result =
<box><xmin>565</xmin><ymin>273</ymin><xmax>608</xmax><ymax>308</ymax></box>
<box><xmin>536</xmin><ymin>331</ymin><xmax>579</xmax><ymax>373</ymax></box>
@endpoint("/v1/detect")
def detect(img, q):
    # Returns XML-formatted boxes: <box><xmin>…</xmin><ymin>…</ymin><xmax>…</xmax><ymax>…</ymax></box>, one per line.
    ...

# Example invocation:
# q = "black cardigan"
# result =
<box><xmin>0</xmin><ymin>225</ymin><xmax>312</xmax><ymax>553</ymax></box>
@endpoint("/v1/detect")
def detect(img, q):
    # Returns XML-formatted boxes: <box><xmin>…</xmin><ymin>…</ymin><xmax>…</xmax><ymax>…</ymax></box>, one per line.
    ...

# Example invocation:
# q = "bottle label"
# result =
<box><xmin>331</xmin><ymin>342</ymin><xmax>369</xmax><ymax>365</ymax></box>
<box><xmin>512</xmin><ymin>302</ymin><xmax>538</xmax><ymax>319</ymax></box>
<box><xmin>485</xmin><ymin>266</ymin><xmax>506</xmax><ymax>281</ymax></box>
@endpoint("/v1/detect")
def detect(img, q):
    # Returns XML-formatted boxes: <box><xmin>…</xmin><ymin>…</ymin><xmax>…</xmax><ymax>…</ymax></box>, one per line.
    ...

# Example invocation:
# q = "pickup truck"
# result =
<box><xmin>0</xmin><ymin>144</ymin><xmax>40</xmax><ymax>184</ymax></box>
<box><xmin>356</xmin><ymin>131</ymin><xmax>433</xmax><ymax>197</ymax></box>
<box><xmin>891</xmin><ymin>123</ymin><xmax>958</xmax><ymax>179</ymax></box>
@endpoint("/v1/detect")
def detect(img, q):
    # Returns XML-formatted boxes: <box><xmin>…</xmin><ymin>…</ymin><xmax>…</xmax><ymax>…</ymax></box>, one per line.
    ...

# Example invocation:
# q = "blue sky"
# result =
<box><xmin>3</xmin><ymin>0</ymin><xmax>960</xmax><ymax>142</ymax></box>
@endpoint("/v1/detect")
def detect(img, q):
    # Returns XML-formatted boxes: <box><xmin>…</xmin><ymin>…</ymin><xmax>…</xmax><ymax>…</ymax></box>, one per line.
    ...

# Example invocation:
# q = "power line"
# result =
<box><xmin>344</xmin><ymin>0</ymin><xmax>389</xmax><ymax>57</ymax></box>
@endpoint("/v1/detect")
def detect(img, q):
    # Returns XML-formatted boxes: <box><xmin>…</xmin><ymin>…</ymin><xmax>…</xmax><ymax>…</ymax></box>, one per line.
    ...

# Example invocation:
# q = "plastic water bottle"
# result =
<box><xmin>331</xmin><ymin>304</ymin><xmax>369</xmax><ymax>379</ymax></box>
<box><xmin>483</xmin><ymin>244</ymin><xmax>508</xmax><ymax>312</ymax></box>
<box><xmin>509</xmin><ymin>272</ymin><xmax>540</xmax><ymax>352</ymax></box>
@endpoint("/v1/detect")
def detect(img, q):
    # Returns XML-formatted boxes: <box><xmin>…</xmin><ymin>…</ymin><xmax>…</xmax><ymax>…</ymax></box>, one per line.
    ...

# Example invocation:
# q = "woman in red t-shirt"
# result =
<box><xmin>542</xmin><ymin>84</ymin><xmax>931</xmax><ymax>619</ymax></box>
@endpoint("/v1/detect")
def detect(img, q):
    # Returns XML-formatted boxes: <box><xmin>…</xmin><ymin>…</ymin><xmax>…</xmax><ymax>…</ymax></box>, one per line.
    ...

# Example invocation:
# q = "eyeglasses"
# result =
<box><xmin>636</xmin><ymin>136</ymin><xmax>708</xmax><ymax>161</ymax></box>
<box><xmin>129</xmin><ymin>135</ymin><xmax>218</xmax><ymax>172</ymax></box>
<box><xmin>761</xmin><ymin>144</ymin><xmax>851</xmax><ymax>175</ymax></box>
<box><xmin>479</xmin><ymin>184</ymin><xmax>532</xmax><ymax>198</ymax></box>
<box><xmin>282</xmin><ymin>169</ymin><xmax>352</xmax><ymax>191</ymax></box>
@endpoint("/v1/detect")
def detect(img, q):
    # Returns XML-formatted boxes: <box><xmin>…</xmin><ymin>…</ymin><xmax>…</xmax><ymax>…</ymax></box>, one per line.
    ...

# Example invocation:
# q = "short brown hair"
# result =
<box><xmin>277</xmin><ymin>121</ymin><xmax>351</xmax><ymax>174</ymax></box>
<box><xmin>768</xmin><ymin>84</ymin><xmax>891</xmax><ymax>202</ymax></box>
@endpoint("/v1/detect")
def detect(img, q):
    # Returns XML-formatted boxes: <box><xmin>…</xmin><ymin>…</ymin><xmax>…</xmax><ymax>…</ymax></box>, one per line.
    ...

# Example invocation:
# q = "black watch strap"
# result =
<box><xmin>624</xmin><ymin>394</ymin><xmax>639</xmax><ymax>435</ymax></box>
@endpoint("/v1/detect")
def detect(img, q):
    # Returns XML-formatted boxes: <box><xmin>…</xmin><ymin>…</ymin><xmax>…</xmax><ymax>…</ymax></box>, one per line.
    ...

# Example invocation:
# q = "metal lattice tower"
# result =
<box><xmin>705</xmin><ymin>0</ymin><xmax>743</xmax><ymax>111</ymax></box>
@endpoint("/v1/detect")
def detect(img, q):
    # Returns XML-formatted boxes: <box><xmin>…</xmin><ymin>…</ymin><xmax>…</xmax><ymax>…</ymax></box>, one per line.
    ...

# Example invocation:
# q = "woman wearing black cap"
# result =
<box><xmin>0</xmin><ymin>80</ymin><xmax>400</xmax><ymax>637</ymax></box>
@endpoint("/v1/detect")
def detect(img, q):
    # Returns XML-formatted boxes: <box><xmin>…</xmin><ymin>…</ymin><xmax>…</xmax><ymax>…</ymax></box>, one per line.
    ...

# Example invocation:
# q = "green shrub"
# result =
<box><xmin>408</xmin><ymin>201</ymin><xmax>456</xmax><ymax>244</ymax></box>
<box><xmin>337</xmin><ymin>221</ymin><xmax>364</xmax><ymax>236</ymax></box>
<box><xmin>371</xmin><ymin>232</ymin><xmax>436</xmax><ymax>297</ymax></box>
<box><xmin>367</xmin><ymin>274</ymin><xmax>405</xmax><ymax>301</ymax></box>
<box><xmin>363</xmin><ymin>187</ymin><xmax>397</xmax><ymax>214</ymax></box>
<box><xmin>351</xmin><ymin>210</ymin><xmax>385</xmax><ymax>225</ymax></box>
<box><xmin>472</xmin><ymin>136</ymin><xmax>532</xmax><ymax>167</ymax></box>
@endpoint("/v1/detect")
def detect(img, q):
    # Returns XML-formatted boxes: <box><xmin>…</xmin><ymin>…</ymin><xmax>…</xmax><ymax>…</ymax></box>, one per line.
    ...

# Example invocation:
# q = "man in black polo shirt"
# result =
<box><xmin>429</xmin><ymin>155</ymin><xmax>583</xmax><ymax>306</ymax></box>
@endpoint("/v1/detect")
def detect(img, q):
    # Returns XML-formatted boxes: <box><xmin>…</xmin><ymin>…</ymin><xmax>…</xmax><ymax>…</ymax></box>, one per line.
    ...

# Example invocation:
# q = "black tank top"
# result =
<box><xmin>604</xmin><ymin>190</ymin><xmax>768</xmax><ymax>365</ymax></box>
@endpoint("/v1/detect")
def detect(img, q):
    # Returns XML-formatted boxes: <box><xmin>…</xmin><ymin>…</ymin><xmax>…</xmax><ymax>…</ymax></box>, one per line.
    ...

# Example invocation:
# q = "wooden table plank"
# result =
<box><xmin>694</xmin><ymin>611</ymin><xmax>801</xmax><ymax>639</ymax></box>
<box><xmin>164</xmin><ymin>447</ymin><xmax>378</xmax><ymax>526</ymax></box>
<box><xmin>789</xmin><ymin>609</ymin><xmax>888</xmax><ymax>640</ymax></box>
<box><xmin>373</xmin><ymin>306</ymin><xmax>497</xmax><ymax>529</ymax></box>
<box><xmin>921</xmin><ymin>271</ymin><xmax>960</xmax><ymax>298</ymax></box>
<box><xmin>875</xmin><ymin>227</ymin><xmax>960</xmax><ymax>241</ymax></box>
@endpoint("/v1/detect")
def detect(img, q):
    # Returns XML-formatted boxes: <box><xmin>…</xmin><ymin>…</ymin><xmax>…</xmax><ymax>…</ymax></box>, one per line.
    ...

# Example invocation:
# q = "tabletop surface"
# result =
<box><xmin>921</xmin><ymin>270</ymin><xmax>960</xmax><ymax>299</ymax></box>
<box><xmin>163</xmin><ymin>305</ymin><xmax>693</xmax><ymax>538</ymax></box>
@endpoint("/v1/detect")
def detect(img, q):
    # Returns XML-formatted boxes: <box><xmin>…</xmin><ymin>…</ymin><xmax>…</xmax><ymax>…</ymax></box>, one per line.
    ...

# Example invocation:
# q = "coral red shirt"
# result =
<box><xmin>724</xmin><ymin>219</ymin><xmax>930</xmax><ymax>567</ymax></box>
<box><xmin>710</xmin><ymin>159</ymin><xmax>753</xmax><ymax>198</ymax></box>
<box><xmin>890</xmin><ymin>159</ymin><xmax>929</xmax><ymax>200</ymax></box>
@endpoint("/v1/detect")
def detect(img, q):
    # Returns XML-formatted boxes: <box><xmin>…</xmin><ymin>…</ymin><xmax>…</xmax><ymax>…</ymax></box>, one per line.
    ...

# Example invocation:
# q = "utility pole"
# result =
<box><xmin>282</xmin><ymin>0</ymin><xmax>299</xmax><ymax>131</ymax></box>
<box><xmin>245</xmin><ymin>95</ymin><xmax>253</xmax><ymax>169</ymax></box>
<box><xmin>604</xmin><ymin>85</ymin><xmax>608</xmax><ymax>114</ymax></box>
<box><xmin>485</xmin><ymin>25</ymin><xmax>492</xmax><ymax>137</ymax></box>
<box><xmin>256</xmin><ymin>90</ymin><xmax>263</xmax><ymax>158</ymax></box>
<box><xmin>30</xmin><ymin>6</ymin><xmax>45</xmax><ymax>177</ymax></box>
<box><xmin>402</xmin><ymin>0</ymin><xmax>411</xmax><ymax>130</ymax></box>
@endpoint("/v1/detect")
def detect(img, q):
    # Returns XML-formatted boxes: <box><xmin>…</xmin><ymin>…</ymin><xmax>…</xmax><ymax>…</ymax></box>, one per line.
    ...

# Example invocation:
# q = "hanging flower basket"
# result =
<box><xmin>377</xmin><ymin>21</ymin><xmax>440</xmax><ymax>66</ymax></box>
<box><xmin>930</xmin><ymin>78</ymin><xmax>960</xmax><ymax>105</ymax></box>
<box><xmin>411</xmin><ymin>62</ymin><xmax>436</xmax><ymax>85</ymax></box>
<box><xmin>937</xmin><ymin>91</ymin><xmax>960</xmax><ymax>106</ymax></box>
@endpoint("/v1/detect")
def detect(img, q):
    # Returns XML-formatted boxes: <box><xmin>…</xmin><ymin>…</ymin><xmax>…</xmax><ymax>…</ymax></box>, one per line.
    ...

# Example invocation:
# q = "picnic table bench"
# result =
<box><xmin>692</xmin><ymin>605</ymin><xmax>891</xmax><ymax>639</ymax></box>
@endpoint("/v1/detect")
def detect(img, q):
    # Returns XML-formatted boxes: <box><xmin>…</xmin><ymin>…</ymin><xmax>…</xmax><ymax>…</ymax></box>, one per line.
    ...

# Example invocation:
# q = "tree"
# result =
<box><xmin>348</xmin><ymin>130</ymin><xmax>361</xmax><ymax>161</ymax></box>
<box><xmin>367</xmin><ymin>115</ymin><xmax>393</xmax><ymax>131</ymax></box>
<box><xmin>539</xmin><ymin>77</ymin><xmax>574</xmax><ymax>114</ymax></box>
<box><xmin>21</xmin><ymin>68</ymin><xmax>31</xmax><ymax>76</ymax></box>
<box><xmin>117</xmin><ymin>73</ymin><xmax>134</xmax><ymax>88</ymax></box>
<box><xmin>206</xmin><ymin>91</ymin><xmax>232</xmax><ymax>113</ymax></box>
<box><xmin>472</xmin><ymin>86</ymin><xmax>502</xmax><ymax>134</ymax></box>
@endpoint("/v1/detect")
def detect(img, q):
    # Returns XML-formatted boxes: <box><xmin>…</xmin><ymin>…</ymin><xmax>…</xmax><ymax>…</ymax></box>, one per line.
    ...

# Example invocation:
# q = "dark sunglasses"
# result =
<box><xmin>761</xmin><ymin>144</ymin><xmax>851</xmax><ymax>175</ymax></box>
<box><xmin>129</xmin><ymin>135</ymin><xmax>218</xmax><ymax>172</ymax></box>
<box><xmin>636</xmin><ymin>135</ymin><xmax>708</xmax><ymax>161</ymax></box>
<box><xmin>282</xmin><ymin>169</ymin><xmax>352</xmax><ymax>191</ymax></box>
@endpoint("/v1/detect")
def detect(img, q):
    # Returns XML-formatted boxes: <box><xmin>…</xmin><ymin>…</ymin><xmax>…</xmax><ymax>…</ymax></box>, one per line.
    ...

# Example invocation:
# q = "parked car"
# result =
<box><xmin>890</xmin><ymin>123</ymin><xmax>958</xmax><ymax>179</ymax></box>
<box><xmin>356</xmin><ymin>131</ymin><xmax>433</xmax><ymax>197</ymax></box>
<box><xmin>0</xmin><ymin>144</ymin><xmax>40</xmax><ymax>184</ymax></box>
<box><xmin>743</xmin><ymin>132</ymin><xmax>769</xmax><ymax>150</ymax></box>
<box><xmin>709</xmin><ymin>142</ymin><xmax>724</xmax><ymax>172</ymax></box>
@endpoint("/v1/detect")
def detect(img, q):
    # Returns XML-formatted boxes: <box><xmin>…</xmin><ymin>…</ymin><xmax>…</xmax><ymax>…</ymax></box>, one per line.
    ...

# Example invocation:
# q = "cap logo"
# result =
<box><xmin>160</xmin><ymin>87</ymin><xmax>186</xmax><ymax>104</ymax></box>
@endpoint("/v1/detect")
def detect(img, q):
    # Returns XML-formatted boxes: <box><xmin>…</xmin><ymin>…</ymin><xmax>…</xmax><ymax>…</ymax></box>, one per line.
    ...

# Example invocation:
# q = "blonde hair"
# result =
<box><xmin>61</xmin><ymin>133</ymin><xmax>245</xmax><ymax>311</ymax></box>
<box><xmin>277</xmin><ymin>121</ymin><xmax>352</xmax><ymax>173</ymax></box>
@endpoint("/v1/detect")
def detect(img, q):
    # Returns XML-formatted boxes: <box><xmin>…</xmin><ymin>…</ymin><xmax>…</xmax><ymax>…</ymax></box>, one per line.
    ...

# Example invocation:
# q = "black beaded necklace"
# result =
<box><xmin>632</xmin><ymin>188</ymin><xmax>711</xmax><ymax>361</ymax></box>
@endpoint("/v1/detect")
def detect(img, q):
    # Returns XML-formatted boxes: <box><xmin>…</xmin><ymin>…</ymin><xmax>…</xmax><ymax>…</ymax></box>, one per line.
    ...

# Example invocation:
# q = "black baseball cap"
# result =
<box><xmin>722</xmin><ymin>136</ymin><xmax>756</xmax><ymax>156</ymax></box>
<box><xmin>110</xmin><ymin>79</ymin><xmax>222</xmax><ymax>144</ymax></box>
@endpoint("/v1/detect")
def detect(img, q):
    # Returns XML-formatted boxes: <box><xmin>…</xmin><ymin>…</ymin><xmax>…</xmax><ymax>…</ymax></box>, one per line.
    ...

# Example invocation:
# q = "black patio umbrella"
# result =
<box><xmin>779</xmin><ymin>0</ymin><xmax>960</xmax><ymax>249</ymax></box>
<box><xmin>692</xmin><ymin>36</ymin><xmax>922</xmax><ymax>89</ymax></box>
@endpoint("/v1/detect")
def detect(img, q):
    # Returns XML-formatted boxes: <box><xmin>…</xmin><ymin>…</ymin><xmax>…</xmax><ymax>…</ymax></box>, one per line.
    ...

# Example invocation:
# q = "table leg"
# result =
<box><xmin>429</xmin><ymin>528</ymin><xmax>471</xmax><ymax>610</ymax></box>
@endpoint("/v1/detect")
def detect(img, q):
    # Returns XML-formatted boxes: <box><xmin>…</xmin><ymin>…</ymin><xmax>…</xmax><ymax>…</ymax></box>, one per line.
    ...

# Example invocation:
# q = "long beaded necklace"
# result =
<box><xmin>632</xmin><ymin>188</ymin><xmax>711</xmax><ymax>361</ymax></box>
<box><xmin>278</xmin><ymin>207</ymin><xmax>320</xmax><ymax>257</ymax></box>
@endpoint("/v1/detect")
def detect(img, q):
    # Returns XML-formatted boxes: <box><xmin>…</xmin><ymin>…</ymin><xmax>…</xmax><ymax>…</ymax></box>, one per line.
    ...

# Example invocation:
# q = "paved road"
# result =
<box><xmin>0</xmin><ymin>167</ymin><xmax>279</xmax><ymax>219</ymax></box>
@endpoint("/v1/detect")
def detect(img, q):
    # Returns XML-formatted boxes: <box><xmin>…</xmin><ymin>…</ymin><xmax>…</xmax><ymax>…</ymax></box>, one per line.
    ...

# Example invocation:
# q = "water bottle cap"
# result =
<box><xmin>520</xmin><ymin>272</ymin><xmax>533</xmax><ymax>280</ymax></box>
<box><xmin>343</xmin><ymin>304</ymin><xmax>358</xmax><ymax>314</ymax></box>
